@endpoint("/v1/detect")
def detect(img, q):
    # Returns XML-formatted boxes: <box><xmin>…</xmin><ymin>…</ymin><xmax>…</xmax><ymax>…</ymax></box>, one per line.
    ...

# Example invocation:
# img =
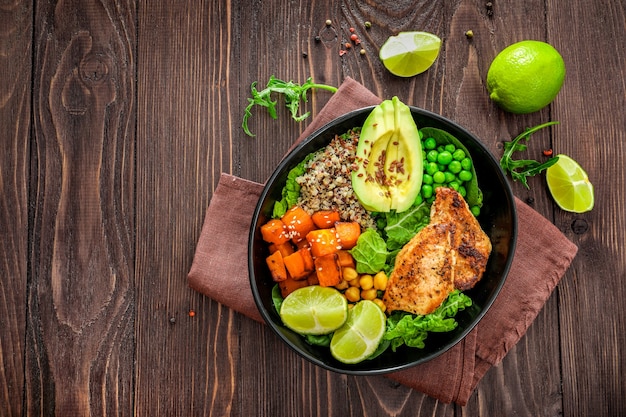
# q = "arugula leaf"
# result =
<box><xmin>500</xmin><ymin>121</ymin><xmax>560</xmax><ymax>188</ymax></box>
<box><xmin>349</xmin><ymin>229</ymin><xmax>390</xmax><ymax>274</ymax></box>
<box><xmin>242</xmin><ymin>76</ymin><xmax>338</xmax><ymax>137</ymax></box>
<box><xmin>383</xmin><ymin>290</ymin><xmax>473</xmax><ymax>351</ymax></box>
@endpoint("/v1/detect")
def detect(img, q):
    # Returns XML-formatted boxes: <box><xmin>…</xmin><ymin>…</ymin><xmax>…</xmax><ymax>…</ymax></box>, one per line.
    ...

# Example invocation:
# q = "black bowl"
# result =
<box><xmin>248</xmin><ymin>106</ymin><xmax>517</xmax><ymax>375</ymax></box>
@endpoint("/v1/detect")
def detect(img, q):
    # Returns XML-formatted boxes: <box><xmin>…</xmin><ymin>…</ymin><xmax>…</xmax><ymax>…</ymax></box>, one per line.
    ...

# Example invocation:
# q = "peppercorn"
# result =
<box><xmin>364</xmin><ymin>21</ymin><xmax>372</xmax><ymax>29</ymax></box>
<box><xmin>349</xmin><ymin>27</ymin><xmax>355</xmax><ymax>33</ymax></box>
<box><xmin>350</xmin><ymin>33</ymin><xmax>358</xmax><ymax>41</ymax></box>
<box><xmin>325</xmin><ymin>19</ymin><xmax>332</xmax><ymax>26</ymax></box>
<box><xmin>543</xmin><ymin>148</ymin><xmax>553</xmax><ymax>156</ymax></box>
<box><xmin>465</xmin><ymin>30</ymin><xmax>474</xmax><ymax>39</ymax></box>
<box><xmin>360</xmin><ymin>48</ymin><xmax>366</xmax><ymax>55</ymax></box>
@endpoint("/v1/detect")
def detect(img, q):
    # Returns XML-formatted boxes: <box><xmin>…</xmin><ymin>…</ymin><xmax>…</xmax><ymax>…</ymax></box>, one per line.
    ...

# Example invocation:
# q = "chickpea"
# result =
<box><xmin>361</xmin><ymin>288</ymin><xmax>378</xmax><ymax>301</ymax></box>
<box><xmin>342</xmin><ymin>267</ymin><xmax>358</xmax><ymax>282</ymax></box>
<box><xmin>373</xmin><ymin>271</ymin><xmax>388</xmax><ymax>291</ymax></box>
<box><xmin>359</xmin><ymin>274</ymin><xmax>374</xmax><ymax>290</ymax></box>
<box><xmin>344</xmin><ymin>286</ymin><xmax>361</xmax><ymax>303</ymax></box>
<box><xmin>348</xmin><ymin>277</ymin><xmax>360</xmax><ymax>287</ymax></box>
<box><xmin>373</xmin><ymin>298</ymin><xmax>387</xmax><ymax>313</ymax></box>
<box><xmin>335</xmin><ymin>279</ymin><xmax>349</xmax><ymax>291</ymax></box>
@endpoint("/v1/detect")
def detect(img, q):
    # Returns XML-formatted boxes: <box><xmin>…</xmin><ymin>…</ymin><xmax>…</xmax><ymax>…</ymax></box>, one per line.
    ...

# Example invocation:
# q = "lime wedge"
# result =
<box><xmin>379</xmin><ymin>32</ymin><xmax>441</xmax><ymax>77</ymax></box>
<box><xmin>330</xmin><ymin>300</ymin><xmax>386</xmax><ymax>364</ymax></box>
<box><xmin>279</xmin><ymin>286</ymin><xmax>348</xmax><ymax>335</ymax></box>
<box><xmin>546</xmin><ymin>154</ymin><xmax>594</xmax><ymax>213</ymax></box>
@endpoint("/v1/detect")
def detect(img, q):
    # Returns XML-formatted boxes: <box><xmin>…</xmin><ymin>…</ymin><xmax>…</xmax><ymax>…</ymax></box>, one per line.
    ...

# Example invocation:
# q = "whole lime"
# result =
<box><xmin>486</xmin><ymin>40</ymin><xmax>565</xmax><ymax>114</ymax></box>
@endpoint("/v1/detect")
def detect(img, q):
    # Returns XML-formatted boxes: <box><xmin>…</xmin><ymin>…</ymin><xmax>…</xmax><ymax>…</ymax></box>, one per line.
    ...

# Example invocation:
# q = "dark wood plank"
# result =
<box><xmin>0</xmin><ymin>1</ymin><xmax>32</xmax><ymax>415</ymax></box>
<box><xmin>134</xmin><ymin>1</ymin><xmax>245</xmax><ymax>415</ymax></box>
<box><xmin>27</xmin><ymin>1</ymin><xmax>136</xmax><ymax>414</ymax></box>
<box><xmin>547</xmin><ymin>1</ymin><xmax>626</xmax><ymax>415</ymax></box>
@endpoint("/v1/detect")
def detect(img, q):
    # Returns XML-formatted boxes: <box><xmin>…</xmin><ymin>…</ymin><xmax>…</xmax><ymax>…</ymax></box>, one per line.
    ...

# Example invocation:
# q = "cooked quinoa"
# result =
<box><xmin>296</xmin><ymin>129</ymin><xmax>377</xmax><ymax>230</ymax></box>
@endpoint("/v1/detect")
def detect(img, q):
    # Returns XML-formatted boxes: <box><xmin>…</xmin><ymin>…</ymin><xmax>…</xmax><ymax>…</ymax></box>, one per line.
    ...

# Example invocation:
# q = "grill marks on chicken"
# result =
<box><xmin>382</xmin><ymin>187</ymin><xmax>492</xmax><ymax>316</ymax></box>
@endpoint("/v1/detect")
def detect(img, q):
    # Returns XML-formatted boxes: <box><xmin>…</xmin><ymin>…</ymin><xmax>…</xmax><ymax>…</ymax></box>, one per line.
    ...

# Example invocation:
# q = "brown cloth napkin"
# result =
<box><xmin>188</xmin><ymin>77</ymin><xmax>578</xmax><ymax>405</ymax></box>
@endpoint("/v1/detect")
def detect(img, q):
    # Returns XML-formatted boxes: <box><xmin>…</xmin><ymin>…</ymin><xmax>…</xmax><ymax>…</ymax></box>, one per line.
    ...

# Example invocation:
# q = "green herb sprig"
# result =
<box><xmin>242</xmin><ymin>76</ymin><xmax>338</xmax><ymax>137</ymax></box>
<box><xmin>500</xmin><ymin>121</ymin><xmax>560</xmax><ymax>188</ymax></box>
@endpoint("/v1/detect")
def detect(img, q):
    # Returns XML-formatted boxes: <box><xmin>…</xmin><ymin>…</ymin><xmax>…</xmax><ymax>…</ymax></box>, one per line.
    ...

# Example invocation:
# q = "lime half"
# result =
<box><xmin>330</xmin><ymin>300</ymin><xmax>386</xmax><ymax>364</ymax></box>
<box><xmin>546</xmin><ymin>154</ymin><xmax>594</xmax><ymax>213</ymax></box>
<box><xmin>279</xmin><ymin>286</ymin><xmax>348</xmax><ymax>335</ymax></box>
<box><xmin>379</xmin><ymin>32</ymin><xmax>441</xmax><ymax>77</ymax></box>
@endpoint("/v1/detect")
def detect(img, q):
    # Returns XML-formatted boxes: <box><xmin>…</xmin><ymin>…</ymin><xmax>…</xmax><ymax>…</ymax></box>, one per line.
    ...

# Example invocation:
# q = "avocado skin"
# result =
<box><xmin>352</xmin><ymin>97</ymin><xmax>423</xmax><ymax>213</ymax></box>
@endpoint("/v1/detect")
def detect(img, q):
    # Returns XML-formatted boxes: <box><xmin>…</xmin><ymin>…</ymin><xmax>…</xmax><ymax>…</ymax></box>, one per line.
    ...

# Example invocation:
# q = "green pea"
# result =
<box><xmin>426</xmin><ymin>162</ymin><xmax>439</xmax><ymax>176</ymax></box>
<box><xmin>461</xmin><ymin>157</ymin><xmax>472</xmax><ymax>170</ymax></box>
<box><xmin>423</xmin><ymin>137</ymin><xmax>437</xmax><ymax>150</ymax></box>
<box><xmin>447</xmin><ymin>160</ymin><xmax>462</xmax><ymax>174</ymax></box>
<box><xmin>414</xmin><ymin>192</ymin><xmax>423</xmax><ymax>205</ymax></box>
<box><xmin>437</xmin><ymin>163</ymin><xmax>446</xmax><ymax>172</ymax></box>
<box><xmin>444</xmin><ymin>172</ymin><xmax>456</xmax><ymax>183</ymax></box>
<box><xmin>471</xmin><ymin>206</ymin><xmax>480</xmax><ymax>217</ymax></box>
<box><xmin>433</xmin><ymin>171</ymin><xmax>446</xmax><ymax>184</ymax></box>
<box><xmin>421</xmin><ymin>184</ymin><xmax>433</xmax><ymax>199</ymax></box>
<box><xmin>437</xmin><ymin>150</ymin><xmax>453</xmax><ymax>165</ymax></box>
<box><xmin>453</xmin><ymin>149</ymin><xmax>466</xmax><ymax>161</ymax></box>
<box><xmin>422</xmin><ymin>173</ymin><xmax>433</xmax><ymax>185</ymax></box>
<box><xmin>444</xmin><ymin>143</ymin><xmax>456</xmax><ymax>153</ymax></box>
<box><xmin>458</xmin><ymin>170</ymin><xmax>473</xmax><ymax>182</ymax></box>
<box><xmin>448</xmin><ymin>181</ymin><xmax>460</xmax><ymax>191</ymax></box>
<box><xmin>426</xmin><ymin>150</ymin><xmax>439</xmax><ymax>163</ymax></box>
<box><xmin>418</xmin><ymin>130</ymin><xmax>424</xmax><ymax>140</ymax></box>
<box><xmin>458</xmin><ymin>185</ymin><xmax>467</xmax><ymax>197</ymax></box>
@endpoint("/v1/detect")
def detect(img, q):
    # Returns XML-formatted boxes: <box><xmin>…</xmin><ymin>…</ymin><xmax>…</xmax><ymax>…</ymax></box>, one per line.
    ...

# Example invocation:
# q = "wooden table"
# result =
<box><xmin>2</xmin><ymin>1</ymin><xmax>625</xmax><ymax>415</ymax></box>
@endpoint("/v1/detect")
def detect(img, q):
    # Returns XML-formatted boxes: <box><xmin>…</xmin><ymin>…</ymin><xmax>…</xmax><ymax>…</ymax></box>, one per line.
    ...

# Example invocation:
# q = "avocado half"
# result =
<box><xmin>351</xmin><ymin>97</ymin><xmax>423</xmax><ymax>213</ymax></box>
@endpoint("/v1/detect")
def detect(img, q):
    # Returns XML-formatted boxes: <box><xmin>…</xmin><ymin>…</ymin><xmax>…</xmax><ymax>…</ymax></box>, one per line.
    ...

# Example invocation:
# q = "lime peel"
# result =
<box><xmin>279</xmin><ymin>286</ymin><xmax>348</xmax><ymax>335</ymax></box>
<box><xmin>546</xmin><ymin>154</ymin><xmax>594</xmax><ymax>213</ymax></box>
<box><xmin>330</xmin><ymin>300</ymin><xmax>386</xmax><ymax>364</ymax></box>
<box><xmin>379</xmin><ymin>32</ymin><xmax>441</xmax><ymax>77</ymax></box>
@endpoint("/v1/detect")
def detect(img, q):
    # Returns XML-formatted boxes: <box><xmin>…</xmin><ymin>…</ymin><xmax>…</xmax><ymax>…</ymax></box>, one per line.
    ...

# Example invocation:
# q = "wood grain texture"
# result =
<box><xmin>3</xmin><ymin>0</ymin><xmax>626</xmax><ymax>415</ymax></box>
<box><xmin>548</xmin><ymin>1</ymin><xmax>626</xmax><ymax>416</ymax></box>
<box><xmin>27</xmin><ymin>0</ymin><xmax>135</xmax><ymax>414</ymax></box>
<box><xmin>0</xmin><ymin>1</ymin><xmax>31</xmax><ymax>416</ymax></box>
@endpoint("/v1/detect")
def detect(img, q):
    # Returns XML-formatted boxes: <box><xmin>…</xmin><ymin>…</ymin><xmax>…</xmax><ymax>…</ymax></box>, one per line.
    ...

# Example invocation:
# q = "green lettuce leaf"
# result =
<box><xmin>383</xmin><ymin>202</ymin><xmax>431</xmax><ymax>251</ymax></box>
<box><xmin>383</xmin><ymin>290</ymin><xmax>473</xmax><ymax>351</ymax></box>
<box><xmin>349</xmin><ymin>228</ymin><xmax>390</xmax><ymax>274</ymax></box>
<box><xmin>272</xmin><ymin>153</ymin><xmax>314</xmax><ymax>218</ymax></box>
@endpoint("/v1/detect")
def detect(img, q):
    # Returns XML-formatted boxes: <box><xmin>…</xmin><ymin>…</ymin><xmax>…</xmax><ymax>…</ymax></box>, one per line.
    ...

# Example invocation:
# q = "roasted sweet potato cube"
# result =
<box><xmin>336</xmin><ymin>250</ymin><xmax>356</xmax><ymax>268</ymax></box>
<box><xmin>260</xmin><ymin>219</ymin><xmax>289</xmax><ymax>245</ymax></box>
<box><xmin>281</xmin><ymin>206</ymin><xmax>316</xmax><ymax>243</ymax></box>
<box><xmin>314</xmin><ymin>253</ymin><xmax>342</xmax><ymax>287</ymax></box>
<box><xmin>311</xmin><ymin>210</ymin><xmax>341</xmax><ymax>229</ymax></box>
<box><xmin>269</xmin><ymin>241</ymin><xmax>295</xmax><ymax>258</ymax></box>
<box><xmin>266</xmin><ymin>250</ymin><xmax>288</xmax><ymax>282</ymax></box>
<box><xmin>307</xmin><ymin>271</ymin><xmax>320</xmax><ymax>286</ymax></box>
<box><xmin>334</xmin><ymin>221</ymin><xmax>361</xmax><ymax>250</ymax></box>
<box><xmin>283</xmin><ymin>248</ymin><xmax>314</xmax><ymax>280</ymax></box>
<box><xmin>306</xmin><ymin>228</ymin><xmax>340</xmax><ymax>258</ymax></box>
<box><xmin>279</xmin><ymin>276</ymin><xmax>309</xmax><ymax>298</ymax></box>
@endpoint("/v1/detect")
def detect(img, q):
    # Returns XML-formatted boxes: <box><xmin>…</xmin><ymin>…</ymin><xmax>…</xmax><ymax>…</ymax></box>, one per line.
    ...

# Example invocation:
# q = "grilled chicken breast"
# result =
<box><xmin>383</xmin><ymin>187</ymin><xmax>492</xmax><ymax>316</ymax></box>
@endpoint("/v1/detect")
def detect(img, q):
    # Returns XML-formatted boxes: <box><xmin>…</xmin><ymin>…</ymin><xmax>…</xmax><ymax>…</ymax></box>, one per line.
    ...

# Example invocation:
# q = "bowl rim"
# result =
<box><xmin>248</xmin><ymin>105</ymin><xmax>518</xmax><ymax>375</ymax></box>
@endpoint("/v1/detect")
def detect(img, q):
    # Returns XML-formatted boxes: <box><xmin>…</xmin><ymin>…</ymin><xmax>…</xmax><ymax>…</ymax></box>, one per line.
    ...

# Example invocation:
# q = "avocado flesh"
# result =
<box><xmin>352</xmin><ymin>97</ymin><xmax>423</xmax><ymax>213</ymax></box>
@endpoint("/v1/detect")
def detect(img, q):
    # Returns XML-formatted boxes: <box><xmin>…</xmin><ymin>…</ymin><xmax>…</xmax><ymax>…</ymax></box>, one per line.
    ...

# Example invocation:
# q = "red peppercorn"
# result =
<box><xmin>345</xmin><ymin>42</ymin><xmax>352</xmax><ymax>49</ymax></box>
<box><xmin>350</xmin><ymin>34</ymin><xmax>358</xmax><ymax>41</ymax></box>
<box><xmin>543</xmin><ymin>149</ymin><xmax>553</xmax><ymax>157</ymax></box>
<box><xmin>339</xmin><ymin>49</ymin><xmax>348</xmax><ymax>56</ymax></box>
<box><xmin>349</xmin><ymin>27</ymin><xmax>355</xmax><ymax>33</ymax></box>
